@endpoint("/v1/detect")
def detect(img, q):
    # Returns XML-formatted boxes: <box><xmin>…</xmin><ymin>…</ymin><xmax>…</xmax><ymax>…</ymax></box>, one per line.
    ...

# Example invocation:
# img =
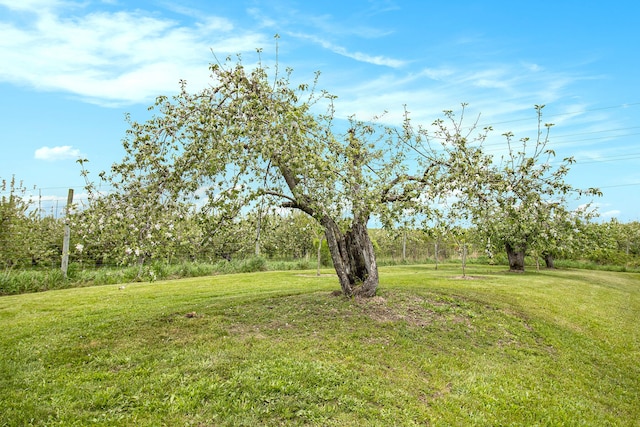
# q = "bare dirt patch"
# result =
<box><xmin>354</xmin><ymin>290</ymin><xmax>472</xmax><ymax>328</ymax></box>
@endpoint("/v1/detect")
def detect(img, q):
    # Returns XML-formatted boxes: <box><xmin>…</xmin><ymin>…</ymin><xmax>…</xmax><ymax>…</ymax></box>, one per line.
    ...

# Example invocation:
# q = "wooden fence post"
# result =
<box><xmin>61</xmin><ymin>189</ymin><xmax>74</xmax><ymax>277</ymax></box>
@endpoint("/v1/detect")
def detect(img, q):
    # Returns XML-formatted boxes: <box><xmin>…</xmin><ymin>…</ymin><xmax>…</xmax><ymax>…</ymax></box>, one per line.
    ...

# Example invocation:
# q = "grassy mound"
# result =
<box><xmin>1</xmin><ymin>265</ymin><xmax>638</xmax><ymax>425</ymax></box>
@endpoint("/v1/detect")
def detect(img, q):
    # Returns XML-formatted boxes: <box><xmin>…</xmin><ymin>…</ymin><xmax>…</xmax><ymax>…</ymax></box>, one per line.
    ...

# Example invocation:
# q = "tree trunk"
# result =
<box><xmin>505</xmin><ymin>241</ymin><xmax>526</xmax><ymax>272</ymax></box>
<box><xmin>322</xmin><ymin>217</ymin><xmax>378</xmax><ymax>297</ymax></box>
<box><xmin>543</xmin><ymin>252</ymin><xmax>555</xmax><ymax>269</ymax></box>
<box><xmin>316</xmin><ymin>235</ymin><xmax>323</xmax><ymax>277</ymax></box>
<box><xmin>461</xmin><ymin>243</ymin><xmax>467</xmax><ymax>277</ymax></box>
<box><xmin>402</xmin><ymin>231</ymin><xmax>406</xmax><ymax>262</ymax></box>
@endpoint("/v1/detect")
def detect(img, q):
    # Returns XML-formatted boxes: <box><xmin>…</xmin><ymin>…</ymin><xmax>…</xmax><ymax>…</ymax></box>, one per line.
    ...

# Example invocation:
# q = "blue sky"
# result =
<box><xmin>1</xmin><ymin>0</ymin><xmax>639</xmax><ymax>221</ymax></box>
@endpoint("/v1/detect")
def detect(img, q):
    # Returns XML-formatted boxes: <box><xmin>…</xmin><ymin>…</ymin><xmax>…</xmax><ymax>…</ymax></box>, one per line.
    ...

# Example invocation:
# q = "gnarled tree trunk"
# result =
<box><xmin>505</xmin><ymin>241</ymin><xmax>526</xmax><ymax>272</ymax></box>
<box><xmin>543</xmin><ymin>252</ymin><xmax>555</xmax><ymax>269</ymax></box>
<box><xmin>322</xmin><ymin>217</ymin><xmax>378</xmax><ymax>297</ymax></box>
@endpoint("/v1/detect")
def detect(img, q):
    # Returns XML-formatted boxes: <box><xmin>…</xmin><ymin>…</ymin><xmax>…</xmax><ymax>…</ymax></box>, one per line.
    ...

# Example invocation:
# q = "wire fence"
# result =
<box><xmin>0</xmin><ymin>185</ymin><xmax>112</xmax><ymax>219</ymax></box>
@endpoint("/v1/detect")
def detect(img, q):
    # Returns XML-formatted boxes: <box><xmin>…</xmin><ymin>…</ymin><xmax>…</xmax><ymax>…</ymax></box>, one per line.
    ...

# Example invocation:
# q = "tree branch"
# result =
<box><xmin>261</xmin><ymin>189</ymin><xmax>316</xmax><ymax>217</ymax></box>
<box><xmin>379</xmin><ymin>162</ymin><xmax>441</xmax><ymax>203</ymax></box>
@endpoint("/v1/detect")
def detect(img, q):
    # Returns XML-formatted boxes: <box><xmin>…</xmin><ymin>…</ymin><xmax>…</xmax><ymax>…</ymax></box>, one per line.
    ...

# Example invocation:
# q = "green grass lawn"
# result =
<box><xmin>1</xmin><ymin>265</ymin><xmax>638</xmax><ymax>426</ymax></box>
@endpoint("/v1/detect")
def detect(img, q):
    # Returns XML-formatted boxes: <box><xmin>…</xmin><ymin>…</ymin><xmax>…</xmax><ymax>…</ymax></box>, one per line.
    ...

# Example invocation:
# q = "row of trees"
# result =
<box><xmin>0</xmin><ymin>177</ymin><xmax>63</xmax><ymax>268</ymax></box>
<box><xmin>1</xmin><ymin>180</ymin><xmax>638</xmax><ymax>271</ymax></box>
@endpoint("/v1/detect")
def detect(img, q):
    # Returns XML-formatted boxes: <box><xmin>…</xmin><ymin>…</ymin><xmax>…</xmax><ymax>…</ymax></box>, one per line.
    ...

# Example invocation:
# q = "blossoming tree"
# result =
<box><xmin>92</xmin><ymin>46</ymin><xmax>476</xmax><ymax>297</ymax></box>
<box><xmin>455</xmin><ymin>105</ymin><xmax>601</xmax><ymax>272</ymax></box>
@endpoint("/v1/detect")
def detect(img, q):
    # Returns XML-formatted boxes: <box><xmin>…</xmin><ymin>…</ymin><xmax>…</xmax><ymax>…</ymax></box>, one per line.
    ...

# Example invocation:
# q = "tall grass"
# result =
<box><xmin>554</xmin><ymin>258</ymin><xmax>640</xmax><ymax>272</ymax></box>
<box><xmin>3</xmin><ymin>254</ymin><xmax>639</xmax><ymax>296</ymax></box>
<box><xmin>0</xmin><ymin>259</ymin><xmax>305</xmax><ymax>296</ymax></box>
<box><xmin>0</xmin><ymin>257</ymin><xmax>305</xmax><ymax>295</ymax></box>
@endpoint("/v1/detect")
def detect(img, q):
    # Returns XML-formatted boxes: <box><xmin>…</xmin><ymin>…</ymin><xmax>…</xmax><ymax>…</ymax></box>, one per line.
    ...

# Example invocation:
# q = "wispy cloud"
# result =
<box><xmin>288</xmin><ymin>32</ymin><xmax>406</xmax><ymax>68</ymax></box>
<box><xmin>248</xmin><ymin>5</ymin><xmax>395</xmax><ymax>39</ymax></box>
<box><xmin>311</xmin><ymin>58</ymin><xmax>620</xmax><ymax>169</ymax></box>
<box><xmin>329</xmin><ymin>62</ymin><xmax>579</xmax><ymax>125</ymax></box>
<box><xmin>364</xmin><ymin>0</ymin><xmax>401</xmax><ymax>15</ymax></box>
<box><xmin>0</xmin><ymin>0</ymin><xmax>61</xmax><ymax>12</ymax></box>
<box><xmin>0</xmin><ymin>2</ymin><xmax>267</xmax><ymax>106</ymax></box>
<box><xmin>248</xmin><ymin>4</ymin><xmax>403</xmax><ymax>67</ymax></box>
<box><xmin>0</xmin><ymin>0</ymin><xmax>613</xmax><ymax>145</ymax></box>
<box><xmin>34</xmin><ymin>145</ymin><xmax>81</xmax><ymax>161</ymax></box>
<box><xmin>601</xmin><ymin>209</ymin><xmax>622</xmax><ymax>218</ymax></box>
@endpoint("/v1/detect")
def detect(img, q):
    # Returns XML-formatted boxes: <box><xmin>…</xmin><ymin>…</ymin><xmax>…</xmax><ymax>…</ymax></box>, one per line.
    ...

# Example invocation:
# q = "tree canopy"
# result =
<box><xmin>88</xmin><ymin>48</ymin><xmax>476</xmax><ymax>296</ymax></box>
<box><xmin>453</xmin><ymin>105</ymin><xmax>601</xmax><ymax>271</ymax></box>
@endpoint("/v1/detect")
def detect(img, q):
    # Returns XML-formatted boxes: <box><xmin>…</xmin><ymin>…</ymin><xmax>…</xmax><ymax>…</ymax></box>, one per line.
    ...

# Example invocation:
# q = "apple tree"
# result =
<box><xmin>455</xmin><ymin>105</ymin><xmax>601</xmax><ymax>272</ymax></box>
<box><xmin>96</xmin><ymin>45</ymin><xmax>474</xmax><ymax>297</ymax></box>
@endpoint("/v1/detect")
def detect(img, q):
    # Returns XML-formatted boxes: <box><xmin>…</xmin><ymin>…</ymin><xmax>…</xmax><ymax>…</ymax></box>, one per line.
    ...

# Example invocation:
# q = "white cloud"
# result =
<box><xmin>0</xmin><ymin>0</ymin><xmax>608</xmax><ymax>144</ymax></box>
<box><xmin>320</xmin><ymin>59</ymin><xmax>591</xmax><ymax>140</ymax></box>
<box><xmin>572</xmin><ymin>150</ymin><xmax>606</xmax><ymax>162</ymax></box>
<box><xmin>0</xmin><ymin>2</ymin><xmax>267</xmax><ymax>106</ymax></box>
<box><xmin>329</xmin><ymin>66</ymin><xmax>539</xmax><ymax>125</ymax></box>
<box><xmin>288</xmin><ymin>32</ymin><xmax>406</xmax><ymax>68</ymax></box>
<box><xmin>0</xmin><ymin>0</ymin><xmax>62</xmax><ymax>12</ymax></box>
<box><xmin>582</xmin><ymin>202</ymin><xmax>620</xmax><ymax>220</ymax></box>
<box><xmin>34</xmin><ymin>145</ymin><xmax>81</xmax><ymax>161</ymax></box>
<box><xmin>601</xmin><ymin>209</ymin><xmax>621</xmax><ymax>219</ymax></box>
<box><xmin>342</xmin><ymin>49</ymin><xmax>406</xmax><ymax>68</ymax></box>
<box><xmin>522</xmin><ymin>62</ymin><xmax>543</xmax><ymax>73</ymax></box>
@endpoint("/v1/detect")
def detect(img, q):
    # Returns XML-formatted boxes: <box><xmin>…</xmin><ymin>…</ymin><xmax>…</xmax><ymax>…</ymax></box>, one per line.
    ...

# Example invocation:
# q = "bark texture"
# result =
<box><xmin>322</xmin><ymin>217</ymin><xmax>378</xmax><ymax>297</ymax></box>
<box><xmin>543</xmin><ymin>252</ymin><xmax>555</xmax><ymax>269</ymax></box>
<box><xmin>505</xmin><ymin>241</ymin><xmax>526</xmax><ymax>272</ymax></box>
